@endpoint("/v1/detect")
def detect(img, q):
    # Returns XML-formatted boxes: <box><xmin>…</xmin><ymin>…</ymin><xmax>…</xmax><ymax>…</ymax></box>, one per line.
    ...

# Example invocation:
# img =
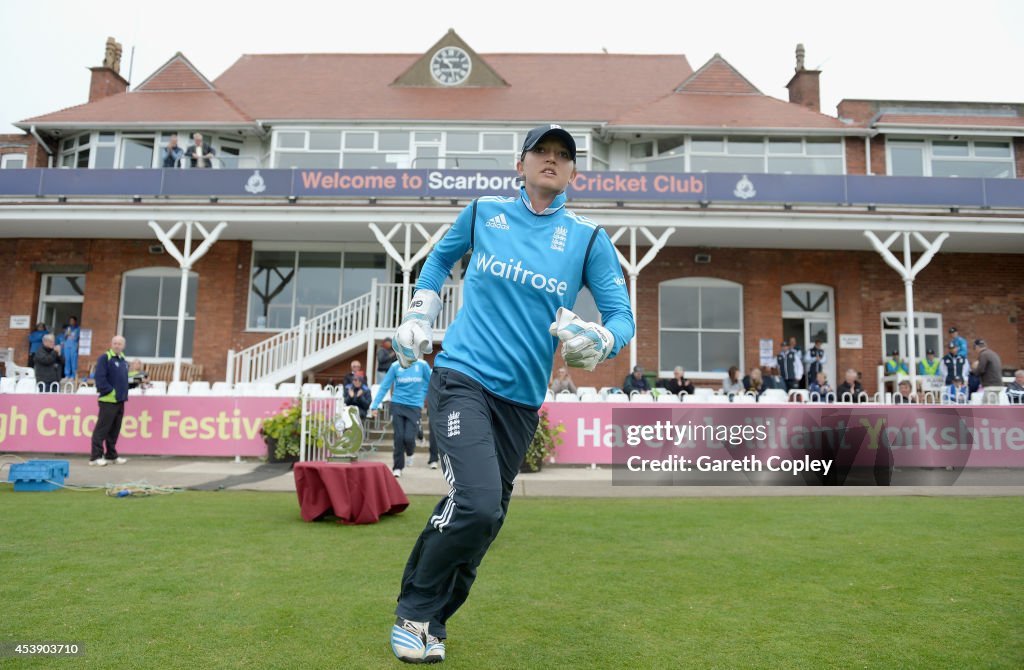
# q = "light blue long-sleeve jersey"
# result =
<box><xmin>416</xmin><ymin>187</ymin><xmax>635</xmax><ymax>408</ymax></box>
<box><xmin>370</xmin><ymin>359</ymin><xmax>432</xmax><ymax>411</ymax></box>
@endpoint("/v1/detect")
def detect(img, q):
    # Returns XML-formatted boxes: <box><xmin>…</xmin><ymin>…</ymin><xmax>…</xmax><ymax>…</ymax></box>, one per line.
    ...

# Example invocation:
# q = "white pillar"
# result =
<box><xmin>294</xmin><ymin>316</ymin><xmax>306</xmax><ymax>386</ymax></box>
<box><xmin>902</xmin><ymin>234</ymin><xmax>918</xmax><ymax>392</ymax></box>
<box><xmin>173</xmin><ymin>222</ymin><xmax>193</xmax><ymax>384</ymax></box>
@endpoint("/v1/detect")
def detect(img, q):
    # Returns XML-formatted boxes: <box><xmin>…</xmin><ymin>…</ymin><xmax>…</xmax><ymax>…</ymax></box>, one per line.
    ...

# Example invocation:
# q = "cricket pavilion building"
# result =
<box><xmin>1</xmin><ymin>31</ymin><xmax>1022</xmax><ymax>396</ymax></box>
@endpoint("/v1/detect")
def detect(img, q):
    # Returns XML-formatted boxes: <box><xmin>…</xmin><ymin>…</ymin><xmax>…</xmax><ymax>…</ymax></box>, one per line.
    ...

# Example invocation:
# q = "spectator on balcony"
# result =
<box><xmin>376</xmin><ymin>339</ymin><xmax>398</xmax><ymax>377</ymax></box>
<box><xmin>763</xmin><ymin>365</ymin><xmax>787</xmax><ymax>391</ymax></box>
<box><xmin>804</xmin><ymin>338</ymin><xmax>826</xmax><ymax>387</ymax></box>
<box><xmin>942</xmin><ymin>341</ymin><xmax>967</xmax><ymax>385</ymax></box>
<box><xmin>893</xmin><ymin>379</ymin><xmax>917</xmax><ymax>404</ymax></box>
<box><xmin>918</xmin><ymin>348</ymin><xmax>941</xmax><ymax>377</ymax></box>
<box><xmin>884</xmin><ymin>350</ymin><xmax>909</xmax><ymax>377</ymax></box>
<box><xmin>1006</xmin><ymin>370</ymin><xmax>1024</xmax><ymax>405</ymax></box>
<box><xmin>808</xmin><ymin>371</ymin><xmax>834</xmax><ymax>402</ymax></box>
<box><xmin>162</xmin><ymin>133</ymin><xmax>184</xmax><ymax>168</ymax></box>
<box><xmin>344</xmin><ymin>376</ymin><xmax>372</xmax><ymax>420</ymax></box>
<box><xmin>61</xmin><ymin>316</ymin><xmax>81</xmax><ymax>381</ymax></box>
<box><xmin>948</xmin><ymin>326</ymin><xmax>968</xmax><ymax>358</ymax></box>
<box><xmin>549</xmin><ymin>367</ymin><xmax>577</xmax><ymax>395</ymax></box>
<box><xmin>623</xmin><ymin>365</ymin><xmax>651</xmax><ymax>395</ymax></box>
<box><xmin>777</xmin><ymin>340</ymin><xmax>803</xmax><ymax>391</ymax></box>
<box><xmin>27</xmin><ymin>321</ymin><xmax>48</xmax><ymax>367</ymax></box>
<box><xmin>659</xmin><ymin>365</ymin><xmax>694</xmax><ymax>397</ymax></box>
<box><xmin>721</xmin><ymin>365</ymin><xmax>744</xmax><ymax>395</ymax></box>
<box><xmin>33</xmin><ymin>333</ymin><xmax>63</xmax><ymax>392</ymax></box>
<box><xmin>836</xmin><ymin>369</ymin><xmax>865</xmax><ymax>403</ymax></box>
<box><xmin>184</xmin><ymin>132</ymin><xmax>216</xmax><ymax>168</ymax></box>
<box><xmin>944</xmin><ymin>376</ymin><xmax>969</xmax><ymax>404</ymax></box>
<box><xmin>341</xmin><ymin>359</ymin><xmax>366</xmax><ymax>388</ymax></box>
<box><xmin>972</xmin><ymin>339</ymin><xmax>1004</xmax><ymax>405</ymax></box>
<box><xmin>742</xmin><ymin>367</ymin><xmax>766</xmax><ymax>398</ymax></box>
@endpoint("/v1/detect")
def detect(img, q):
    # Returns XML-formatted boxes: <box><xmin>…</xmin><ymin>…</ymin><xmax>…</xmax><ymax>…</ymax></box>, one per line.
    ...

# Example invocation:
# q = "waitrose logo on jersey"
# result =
<box><xmin>474</xmin><ymin>252</ymin><xmax>568</xmax><ymax>296</ymax></box>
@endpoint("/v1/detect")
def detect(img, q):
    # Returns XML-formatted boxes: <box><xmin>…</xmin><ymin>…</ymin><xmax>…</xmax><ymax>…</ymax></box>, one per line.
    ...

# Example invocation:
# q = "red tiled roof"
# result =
<box><xmin>135</xmin><ymin>54</ymin><xmax>214</xmax><ymax>91</ymax></box>
<box><xmin>675</xmin><ymin>55</ymin><xmax>760</xmax><ymax>94</ymax></box>
<box><xmin>611</xmin><ymin>92</ymin><xmax>845</xmax><ymax>129</ymax></box>
<box><xmin>876</xmin><ymin>113</ymin><xmax>1024</xmax><ymax>128</ymax></box>
<box><xmin>22</xmin><ymin>90</ymin><xmax>252</xmax><ymax>125</ymax></box>
<box><xmin>213</xmin><ymin>53</ymin><xmax>694</xmax><ymax>123</ymax></box>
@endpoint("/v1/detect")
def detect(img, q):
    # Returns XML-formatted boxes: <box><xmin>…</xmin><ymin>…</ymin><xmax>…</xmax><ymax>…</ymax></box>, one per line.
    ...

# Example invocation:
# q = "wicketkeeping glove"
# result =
<box><xmin>549</xmin><ymin>307</ymin><xmax>615</xmax><ymax>371</ymax></box>
<box><xmin>393</xmin><ymin>289</ymin><xmax>442</xmax><ymax>368</ymax></box>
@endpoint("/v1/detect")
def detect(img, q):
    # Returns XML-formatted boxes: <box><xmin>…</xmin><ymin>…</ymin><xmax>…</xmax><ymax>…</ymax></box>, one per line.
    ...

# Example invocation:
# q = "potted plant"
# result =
<box><xmin>521</xmin><ymin>409</ymin><xmax>564</xmax><ymax>473</ymax></box>
<box><xmin>261</xmin><ymin>401</ymin><xmax>302</xmax><ymax>463</ymax></box>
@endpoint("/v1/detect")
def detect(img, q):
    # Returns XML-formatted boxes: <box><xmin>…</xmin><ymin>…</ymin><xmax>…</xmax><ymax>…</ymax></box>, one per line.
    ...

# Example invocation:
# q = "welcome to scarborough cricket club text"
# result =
<box><xmin>298</xmin><ymin>170</ymin><xmax>705</xmax><ymax>196</ymax></box>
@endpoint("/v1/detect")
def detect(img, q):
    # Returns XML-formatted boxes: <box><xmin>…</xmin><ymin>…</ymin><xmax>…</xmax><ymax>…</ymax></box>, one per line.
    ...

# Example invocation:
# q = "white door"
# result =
<box><xmin>781</xmin><ymin>284</ymin><xmax>836</xmax><ymax>386</ymax></box>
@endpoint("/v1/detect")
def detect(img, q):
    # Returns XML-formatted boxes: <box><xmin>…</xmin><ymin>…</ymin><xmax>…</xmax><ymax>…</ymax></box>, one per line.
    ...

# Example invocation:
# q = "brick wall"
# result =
<box><xmin>0</xmin><ymin>132</ymin><xmax>53</xmax><ymax>168</ymax></box>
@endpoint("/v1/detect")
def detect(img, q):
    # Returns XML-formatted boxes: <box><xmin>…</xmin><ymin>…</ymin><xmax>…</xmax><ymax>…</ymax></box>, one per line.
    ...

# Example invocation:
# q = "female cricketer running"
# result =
<box><xmin>389</xmin><ymin>125</ymin><xmax>635</xmax><ymax>664</ymax></box>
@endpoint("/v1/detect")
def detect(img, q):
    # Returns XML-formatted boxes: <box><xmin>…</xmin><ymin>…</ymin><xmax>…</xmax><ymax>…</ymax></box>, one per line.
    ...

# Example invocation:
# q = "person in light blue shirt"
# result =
<box><xmin>368</xmin><ymin>359</ymin><xmax>432</xmax><ymax>475</ymax></box>
<box><xmin>948</xmin><ymin>326</ymin><xmax>968</xmax><ymax>359</ymax></box>
<box><xmin>387</xmin><ymin>125</ymin><xmax>635</xmax><ymax>664</ymax></box>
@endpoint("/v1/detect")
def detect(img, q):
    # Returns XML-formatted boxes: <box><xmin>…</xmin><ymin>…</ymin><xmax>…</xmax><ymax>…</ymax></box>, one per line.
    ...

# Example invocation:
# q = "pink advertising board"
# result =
<box><xmin>0</xmin><ymin>395</ymin><xmax>286</xmax><ymax>456</ymax></box>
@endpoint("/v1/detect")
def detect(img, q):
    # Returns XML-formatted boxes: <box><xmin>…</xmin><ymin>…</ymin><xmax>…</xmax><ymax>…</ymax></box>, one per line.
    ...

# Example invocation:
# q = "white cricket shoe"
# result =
<box><xmin>112</xmin><ymin>457</ymin><xmax>128</xmax><ymax>465</ymax></box>
<box><xmin>392</xmin><ymin>617</ymin><xmax>444</xmax><ymax>663</ymax></box>
<box><xmin>407</xmin><ymin>454</ymin><xmax>415</xmax><ymax>468</ymax></box>
<box><xmin>89</xmin><ymin>458</ymin><xmax>108</xmax><ymax>467</ymax></box>
<box><xmin>429</xmin><ymin>462</ymin><xmax>439</xmax><ymax>470</ymax></box>
<box><xmin>393</xmin><ymin>468</ymin><xmax>402</xmax><ymax>478</ymax></box>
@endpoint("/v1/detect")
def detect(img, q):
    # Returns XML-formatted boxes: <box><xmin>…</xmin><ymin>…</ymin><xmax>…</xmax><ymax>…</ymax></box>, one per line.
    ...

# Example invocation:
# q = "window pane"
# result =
<box><xmin>634</xmin><ymin>156</ymin><xmax>686</xmax><ymax>172</ymax></box>
<box><xmin>932</xmin><ymin>141</ymin><xmax>968</xmax><ymax>157</ymax></box>
<box><xmin>342</xmin><ymin>252</ymin><xmax>388</xmax><ymax>303</ymax></box>
<box><xmin>76</xmin><ymin>148</ymin><xmax>90</xmax><ymax>168</ymax></box>
<box><xmin>344</xmin><ymin>132</ymin><xmax>374</xmax><ymax>149</ymax></box>
<box><xmin>701</xmin><ymin>332</ymin><xmax>740</xmax><ymax>373</ymax></box>
<box><xmin>121</xmin><ymin>138</ymin><xmax>154</xmax><ymax>168</ymax></box>
<box><xmin>249</xmin><ymin>251</ymin><xmax>296</xmax><ymax>329</ymax></box>
<box><xmin>924</xmin><ymin>317</ymin><xmax>938</xmax><ymax>328</ymax></box>
<box><xmin>275</xmin><ymin>152</ymin><xmax>340</xmax><ymax>169</ymax></box>
<box><xmin>124</xmin><ymin>276</ymin><xmax>161</xmax><ymax>316</ymax></box>
<box><xmin>974</xmin><ymin>142</ymin><xmax>1011</xmax><ymax>158</ymax></box>
<box><xmin>343</xmin><ymin>153</ymin><xmax>394</xmax><ymax>169</ymax></box>
<box><xmin>766</xmin><ymin>156</ymin><xmax>843</xmax><ymax>175</ymax></box>
<box><xmin>309</xmin><ymin>131</ymin><xmax>341</xmax><ymax>151</ymax></box>
<box><xmin>446</xmin><ymin>132</ymin><xmax>478</xmax><ymax>152</ymax></box>
<box><xmin>660</xmin><ymin>331</ymin><xmax>699</xmax><ymax>372</ymax></box>
<box><xmin>413</xmin><ymin>146</ymin><xmax>439</xmax><ymax>169</ymax></box>
<box><xmin>277</xmin><ymin>132</ymin><xmax>305</xmax><ymax>149</ymax></box>
<box><xmin>158</xmin><ymin>276</ymin><xmax>198</xmax><ymax>317</ymax></box>
<box><xmin>727</xmin><ymin>138</ymin><xmax>764</xmax><ymax>155</ymax></box>
<box><xmin>379</xmin><ymin>131</ymin><xmax>410</xmax><ymax>151</ymax></box>
<box><xmin>62</xmin><ymin>153</ymin><xmax>74</xmax><ymax>168</ymax></box>
<box><xmin>123</xmin><ymin>320</ymin><xmax>159</xmax><ymax>358</ymax></box>
<box><xmin>157</xmin><ymin>319</ymin><xmax>194</xmax><ymax>358</ymax></box>
<box><xmin>415</xmin><ymin>132</ymin><xmax>441</xmax><ymax>142</ymax></box>
<box><xmin>768</xmin><ymin>138</ymin><xmax>802</xmax><ymax>154</ymax></box>
<box><xmin>932</xmin><ymin>160</ymin><xmax>1013</xmax><ymax>178</ymax></box>
<box><xmin>700</xmin><ymin>286</ymin><xmax>740</xmax><ymax>329</ymax></box>
<box><xmin>884</xmin><ymin>333</ymin><xmax>901</xmax><ymax>357</ymax></box>
<box><xmin>691</xmin><ymin>137</ymin><xmax>724</xmax><ymax>153</ymax></box>
<box><xmin>658</xmin><ymin>136</ymin><xmax>686</xmax><ymax>155</ymax></box>
<box><xmin>690</xmin><ymin>155</ymin><xmax>764</xmax><ymax>173</ymax></box>
<box><xmin>482</xmin><ymin>133</ymin><xmax>513</xmax><ymax>151</ymax></box>
<box><xmin>295</xmin><ymin>252</ymin><xmax>341</xmax><ymax>320</ymax></box>
<box><xmin>446</xmin><ymin>154</ymin><xmax>506</xmax><ymax>169</ymax></box>
<box><xmin>94</xmin><ymin>146</ymin><xmax>116</xmax><ymax>168</ymax></box>
<box><xmin>890</xmin><ymin>146</ymin><xmax>924</xmax><ymax>176</ymax></box>
<box><xmin>98</xmin><ymin>132</ymin><xmax>115</xmax><ymax>142</ymax></box>
<box><xmin>805</xmin><ymin>138</ymin><xmax>842</xmax><ymax>156</ymax></box>
<box><xmin>660</xmin><ymin>285</ymin><xmax>699</xmax><ymax>328</ymax></box>
<box><xmin>923</xmin><ymin>334</ymin><xmax>940</xmax><ymax>358</ymax></box>
<box><xmin>46</xmin><ymin>275</ymin><xmax>86</xmax><ymax>297</ymax></box>
<box><xmin>630</xmin><ymin>142</ymin><xmax>654</xmax><ymax>159</ymax></box>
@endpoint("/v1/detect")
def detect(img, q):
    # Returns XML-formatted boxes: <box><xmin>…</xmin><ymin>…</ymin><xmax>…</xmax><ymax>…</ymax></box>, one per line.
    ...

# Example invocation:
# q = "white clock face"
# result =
<box><xmin>430</xmin><ymin>46</ymin><xmax>472</xmax><ymax>86</ymax></box>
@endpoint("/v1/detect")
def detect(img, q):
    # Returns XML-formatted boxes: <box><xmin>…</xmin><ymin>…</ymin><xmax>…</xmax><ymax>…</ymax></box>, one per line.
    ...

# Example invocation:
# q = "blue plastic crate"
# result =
<box><xmin>8</xmin><ymin>460</ymin><xmax>68</xmax><ymax>492</ymax></box>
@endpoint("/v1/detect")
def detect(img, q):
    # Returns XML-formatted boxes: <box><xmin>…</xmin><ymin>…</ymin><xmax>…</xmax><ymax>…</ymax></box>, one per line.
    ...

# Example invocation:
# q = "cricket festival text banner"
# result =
<box><xmin>542</xmin><ymin>404</ymin><xmax>1024</xmax><ymax>486</ymax></box>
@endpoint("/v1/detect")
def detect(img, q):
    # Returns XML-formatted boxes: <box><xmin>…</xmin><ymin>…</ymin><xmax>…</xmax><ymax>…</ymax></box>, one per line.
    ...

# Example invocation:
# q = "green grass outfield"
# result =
<box><xmin>2</xmin><ymin>489</ymin><xmax>1022</xmax><ymax>669</ymax></box>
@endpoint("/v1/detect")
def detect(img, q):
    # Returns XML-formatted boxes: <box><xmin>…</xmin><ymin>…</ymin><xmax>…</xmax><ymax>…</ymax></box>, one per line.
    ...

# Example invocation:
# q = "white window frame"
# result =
<box><xmin>36</xmin><ymin>274</ymin><xmax>86</xmax><ymax>330</ymax></box>
<box><xmin>880</xmin><ymin>312</ymin><xmax>944</xmax><ymax>365</ymax></box>
<box><xmin>658</xmin><ymin>276</ymin><xmax>744</xmax><ymax>380</ymax></box>
<box><xmin>627</xmin><ymin>135</ymin><xmax>846</xmax><ymax>175</ymax></box>
<box><xmin>886</xmin><ymin>138</ymin><xmax>1016</xmax><ymax>178</ymax></box>
<box><xmin>245</xmin><ymin>242</ymin><xmax>393</xmax><ymax>332</ymax></box>
<box><xmin>1</xmin><ymin>153</ymin><xmax>27</xmax><ymax>169</ymax></box>
<box><xmin>118</xmin><ymin>268</ymin><xmax>198</xmax><ymax>362</ymax></box>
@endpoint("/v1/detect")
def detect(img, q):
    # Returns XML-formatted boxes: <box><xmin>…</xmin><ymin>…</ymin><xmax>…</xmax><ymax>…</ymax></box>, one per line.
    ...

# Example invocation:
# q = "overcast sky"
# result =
<box><xmin>2</xmin><ymin>0</ymin><xmax>1022</xmax><ymax>134</ymax></box>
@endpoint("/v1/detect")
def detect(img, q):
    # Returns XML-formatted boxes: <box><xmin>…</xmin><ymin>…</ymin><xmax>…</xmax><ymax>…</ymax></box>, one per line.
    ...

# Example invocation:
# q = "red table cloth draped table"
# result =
<box><xmin>293</xmin><ymin>462</ymin><xmax>409</xmax><ymax>525</ymax></box>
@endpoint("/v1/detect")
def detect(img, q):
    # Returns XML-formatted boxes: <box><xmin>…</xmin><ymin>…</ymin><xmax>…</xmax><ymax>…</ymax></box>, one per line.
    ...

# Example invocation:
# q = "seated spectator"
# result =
<box><xmin>1006</xmin><ymin>370</ymin><xmax>1024</xmax><ymax>405</ymax></box>
<box><xmin>808</xmin><ymin>371</ymin><xmax>834</xmax><ymax>403</ymax></box>
<box><xmin>550</xmin><ymin>367</ymin><xmax>577</xmax><ymax>395</ymax></box>
<box><xmin>623</xmin><ymin>365</ymin><xmax>651</xmax><ymax>395</ymax></box>
<box><xmin>742</xmin><ymin>367</ymin><xmax>766</xmax><ymax>398</ymax></box>
<box><xmin>344</xmin><ymin>376</ymin><xmax>372</xmax><ymax>419</ymax></box>
<box><xmin>721</xmin><ymin>366</ymin><xmax>744</xmax><ymax>395</ymax></box>
<box><xmin>660</xmin><ymin>366</ymin><xmax>694</xmax><ymax>396</ymax></box>
<box><xmin>33</xmin><ymin>334</ymin><xmax>63</xmax><ymax>393</ymax></box>
<box><xmin>944</xmin><ymin>376</ymin><xmax>969</xmax><ymax>404</ymax></box>
<box><xmin>341</xmin><ymin>360</ymin><xmax>366</xmax><ymax>388</ymax></box>
<box><xmin>884</xmin><ymin>350</ymin><xmax>909</xmax><ymax>376</ymax></box>
<box><xmin>128</xmin><ymin>359</ymin><xmax>150</xmax><ymax>390</ymax></box>
<box><xmin>917</xmin><ymin>349</ymin><xmax>941</xmax><ymax>377</ymax></box>
<box><xmin>836</xmin><ymin>369</ymin><xmax>865</xmax><ymax>403</ymax></box>
<box><xmin>763</xmin><ymin>366</ymin><xmax>787</xmax><ymax>391</ymax></box>
<box><xmin>892</xmin><ymin>379</ymin><xmax>917</xmax><ymax>404</ymax></box>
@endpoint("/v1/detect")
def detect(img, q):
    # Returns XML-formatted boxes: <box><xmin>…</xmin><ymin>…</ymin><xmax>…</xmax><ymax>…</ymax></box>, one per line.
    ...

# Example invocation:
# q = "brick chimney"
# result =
<box><xmin>785</xmin><ymin>43</ymin><xmax>821</xmax><ymax>113</ymax></box>
<box><xmin>88</xmin><ymin>37</ymin><xmax>129</xmax><ymax>102</ymax></box>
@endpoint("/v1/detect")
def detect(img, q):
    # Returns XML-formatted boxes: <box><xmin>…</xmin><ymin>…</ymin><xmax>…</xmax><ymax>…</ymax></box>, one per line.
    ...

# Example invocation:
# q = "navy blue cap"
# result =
<box><xmin>521</xmin><ymin>125</ymin><xmax>576</xmax><ymax>161</ymax></box>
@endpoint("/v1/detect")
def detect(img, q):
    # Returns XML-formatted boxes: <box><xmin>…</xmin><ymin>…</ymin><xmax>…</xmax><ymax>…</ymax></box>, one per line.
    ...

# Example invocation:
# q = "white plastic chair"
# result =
<box><xmin>210</xmin><ymin>381</ymin><xmax>233</xmax><ymax>396</ymax></box>
<box><xmin>788</xmin><ymin>389</ymin><xmax>809</xmax><ymax>403</ymax></box>
<box><xmin>603</xmin><ymin>394</ymin><xmax>625</xmax><ymax>402</ymax></box>
<box><xmin>189</xmin><ymin>381</ymin><xmax>211</xmax><ymax>395</ymax></box>
<box><xmin>692</xmin><ymin>387</ymin><xmax>716</xmax><ymax>401</ymax></box>
<box><xmin>14</xmin><ymin>378</ymin><xmax>38</xmax><ymax>394</ymax></box>
<box><xmin>543</xmin><ymin>390</ymin><xmax>554</xmax><ymax>402</ymax></box>
<box><xmin>166</xmin><ymin>381</ymin><xmax>190</xmax><ymax>396</ymax></box>
<box><xmin>555</xmin><ymin>392</ymin><xmax>580</xmax><ymax>402</ymax></box>
<box><xmin>76</xmin><ymin>386</ymin><xmax>98</xmax><ymax>395</ymax></box>
<box><xmin>969</xmin><ymin>391</ymin><xmax>985</xmax><ymax>405</ymax></box>
<box><xmin>630</xmin><ymin>392</ymin><xmax>654</xmax><ymax>403</ymax></box>
<box><xmin>250</xmin><ymin>383</ymin><xmax>277</xmax><ymax>397</ymax></box>
<box><xmin>656</xmin><ymin>393</ymin><xmax>680</xmax><ymax>403</ymax></box>
<box><xmin>276</xmin><ymin>382</ymin><xmax>300</xmax><ymax>397</ymax></box>
<box><xmin>761</xmin><ymin>389</ymin><xmax>789</xmax><ymax>404</ymax></box>
<box><xmin>301</xmin><ymin>383</ymin><xmax>323</xmax><ymax>395</ymax></box>
<box><xmin>148</xmin><ymin>381</ymin><xmax>168</xmax><ymax>395</ymax></box>
<box><xmin>579</xmin><ymin>393</ymin><xmax>600</xmax><ymax>402</ymax></box>
<box><xmin>0</xmin><ymin>377</ymin><xmax>16</xmax><ymax>393</ymax></box>
<box><xmin>575</xmin><ymin>386</ymin><xmax>598</xmax><ymax>398</ymax></box>
<box><xmin>732</xmin><ymin>394</ymin><xmax>757</xmax><ymax>404</ymax></box>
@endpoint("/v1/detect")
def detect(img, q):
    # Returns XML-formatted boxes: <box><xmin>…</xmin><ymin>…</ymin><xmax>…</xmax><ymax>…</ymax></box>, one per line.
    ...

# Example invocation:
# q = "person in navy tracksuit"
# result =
<box><xmin>89</xmin><ymin>335</ymin><xmax>130</xmax><ymax>466</ymax></box>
